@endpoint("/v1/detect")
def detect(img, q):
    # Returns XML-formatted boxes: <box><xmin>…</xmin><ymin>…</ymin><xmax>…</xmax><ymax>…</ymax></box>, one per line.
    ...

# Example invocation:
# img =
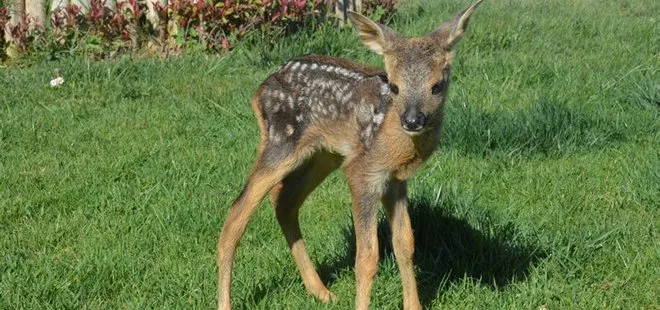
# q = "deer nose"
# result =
<box><xmin>401</xmin><ymin>106</ymin><xmax>426</xmax><ymax>132</ymax></box>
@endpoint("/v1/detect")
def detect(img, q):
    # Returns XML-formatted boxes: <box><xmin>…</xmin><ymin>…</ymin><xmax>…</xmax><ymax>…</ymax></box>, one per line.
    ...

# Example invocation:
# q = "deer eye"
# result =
<box><xmin>389</xmin><ymin>83</ymin><xmax>399</xmax><ymax>95</ymax></box>
<box><xmin>431</xmin><ymin>80</ymin><xmax>445</xmax><ymax>95</ymax></box>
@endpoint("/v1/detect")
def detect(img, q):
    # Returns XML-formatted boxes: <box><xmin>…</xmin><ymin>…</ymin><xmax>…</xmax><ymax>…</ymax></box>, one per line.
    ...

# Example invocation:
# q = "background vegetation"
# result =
<box><xmin>1</xmin><ymin>0</ymin><xmax>338</xmax><ymax>60</ymax></box>
<box><xmin>1</xmin><ymin>0</ymin><xmax>658</xmax><ymax>308</ymax></box>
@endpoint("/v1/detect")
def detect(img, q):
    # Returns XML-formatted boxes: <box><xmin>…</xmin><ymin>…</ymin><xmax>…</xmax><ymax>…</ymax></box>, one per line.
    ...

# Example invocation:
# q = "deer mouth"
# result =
<box><xmin>401</xmin><ymin>116</ymin><xmax>426</xmax><ymax>135</ymax></box>
<box><xmin>402</xmin><ymin>125</ymin><xmax>427</xmax><ymax>136</ymax></box>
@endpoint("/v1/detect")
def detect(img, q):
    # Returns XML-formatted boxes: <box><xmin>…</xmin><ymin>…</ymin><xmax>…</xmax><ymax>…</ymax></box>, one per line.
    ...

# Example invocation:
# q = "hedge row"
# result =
<box><xmin>0</xmin><ymin>0</ymin><xmax>397</xmax><ymax>60</ymax></box>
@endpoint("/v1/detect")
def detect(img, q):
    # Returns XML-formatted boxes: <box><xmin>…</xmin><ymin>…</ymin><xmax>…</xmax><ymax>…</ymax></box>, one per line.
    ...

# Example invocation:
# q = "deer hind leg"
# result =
<box><xmin>382</xmin><ymin>180</ymin><xmax>421</xmax><ymax>310</ymax></box>
<box><xmin>217</xmin><ymin>152</ymin><xmax>301</xmax><ymax>310</ymax></box>
<box><xmin>269</xmin><ymin>152</ymin><xmax>341</xmax><ymax>303</ymax></box>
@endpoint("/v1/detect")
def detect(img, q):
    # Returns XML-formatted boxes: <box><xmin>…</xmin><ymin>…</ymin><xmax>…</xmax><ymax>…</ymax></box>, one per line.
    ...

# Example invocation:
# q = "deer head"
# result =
<box><xmin>348</xmin><ymin>0</ymin><xmax>484</xmax><ymax>135</ymax></box>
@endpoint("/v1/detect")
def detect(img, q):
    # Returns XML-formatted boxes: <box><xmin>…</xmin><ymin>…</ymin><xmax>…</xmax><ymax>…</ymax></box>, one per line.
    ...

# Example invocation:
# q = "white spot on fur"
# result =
<box><xmin>328</xmin><ymin>104</ymin><xmax>337</xmax><ymax>116</ymax></box>
<box><xmin>269</xmin><ymin>126</ymin><xmax>281</xmax><ymax>143</ymax></box>
<box><xmin>341</xmin><ymin>92</ymin><xmax>353</xmax><ymax>104</ymax></box>
<box><xmin>285</xmin><ymin>124</ymin><xmax>295</xmax><ymax>136</ymax></box>
<box><xmin>363</xmin><ymin>124</ymin><xmax>373</xmax><ymax>138</ymax></box>
<box><xmin>380</xmin><ymin>83</ymin><xmax>390</xmax><ymax>95</ymax></box>
<box><xmin>373</xmin><ymin>112</ymin><xmax>384</xmax><ymax>125</ymax></box>
<box><xmin>290</xmin><ymin>62</ymin><xmax>300</xmax><ymax>71</ymax></box>
<box><xmin>356</xmin><ymin>103</ymin><xmax>372</xmax><ymax>123</ymax></box>
<box><xmin>311</xmin><ymin>63</ymin><xmax>318</xmax><ymax>70</ymax></box>
<box><xmin>340</xmin><ymin>68</ymin><xmax>351</xmax><ymax>77</ymax></box>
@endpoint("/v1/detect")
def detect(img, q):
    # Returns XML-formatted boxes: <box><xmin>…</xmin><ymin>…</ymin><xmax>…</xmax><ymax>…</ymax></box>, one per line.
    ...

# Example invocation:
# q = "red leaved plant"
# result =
<box><xmin>8</xmin><ymin>13</ymin><xmax>33</xmax><ymax>54</ymax></box>
<box><xmin>1</xmin><ymin>0</ymin><xmax>396</xmax><ymax>59</ymax></box>
<box><xmin>1</xmin><ymin>7</ymin><xmax>8</xmax><ymax>56</ymax></box>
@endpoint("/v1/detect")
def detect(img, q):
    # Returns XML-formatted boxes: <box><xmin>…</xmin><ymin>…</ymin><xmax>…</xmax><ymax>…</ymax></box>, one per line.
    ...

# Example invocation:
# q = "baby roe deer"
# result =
<box><xmin>217</xmin><ymin>1</ymin><xmax>484</xmax><ymax>309</ymax></box>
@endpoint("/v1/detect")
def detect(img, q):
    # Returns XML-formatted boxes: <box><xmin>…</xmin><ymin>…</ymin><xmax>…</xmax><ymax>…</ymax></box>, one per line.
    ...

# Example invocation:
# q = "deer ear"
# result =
<box><xmin>431</xmin><ymin>0</ymin><xmax>485</xmax><ymax>49</ymax></box>
<box><xmin>348</xmin><ymin>11</ymin><xmax>398</xmax><ymax>55</ymax></box>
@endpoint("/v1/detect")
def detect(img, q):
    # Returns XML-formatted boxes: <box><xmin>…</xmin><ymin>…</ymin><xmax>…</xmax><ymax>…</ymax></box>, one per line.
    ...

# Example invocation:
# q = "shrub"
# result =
<box><xmin>363</xmin><ymin>0</ymin><xmax>398</xmax><ymax>23</ymax></box>
<box><xmin>2</xmin><ymin>0</ymin><xmax>397</xmax><ymax>60</ymax></box>
<box><xmin>1</xmin><ymin>6</ymin><xmax>7</xmax><ymax>59</ymax></box>
<box><xmin>171</xmin><ymin>0</ymin><xmax>330</xmax><ymax>51</ymax></box>
<box><xmin>30</xmin><ymin>0</ymin><xmax>146</xmax><ymax>59</ymax></box>
<box><xmin>7</xmin><ymin>13</ymin><xmax>34</xmax><ymax>55</ymax></box>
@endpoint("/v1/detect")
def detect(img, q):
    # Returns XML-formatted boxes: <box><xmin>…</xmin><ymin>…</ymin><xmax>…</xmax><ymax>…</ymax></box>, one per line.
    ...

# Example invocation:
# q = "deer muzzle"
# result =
<box><xmin>401</xmin><ymin>105</ymin><xmax>427</xmax><ymax>133</ymax></box>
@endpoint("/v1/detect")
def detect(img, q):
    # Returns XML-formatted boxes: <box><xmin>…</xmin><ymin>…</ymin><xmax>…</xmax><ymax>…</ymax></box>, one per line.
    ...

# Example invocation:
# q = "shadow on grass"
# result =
<box><xmin>318</xmin><ymin>192</ymin><xmax>546</xmax><ymax>306</ymax></box>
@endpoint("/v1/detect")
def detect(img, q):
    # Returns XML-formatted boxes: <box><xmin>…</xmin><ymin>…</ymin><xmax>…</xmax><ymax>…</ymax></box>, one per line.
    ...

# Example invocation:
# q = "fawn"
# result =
<box><xmin>217</xmin><ymin>1</ymin><xmax>485</xmax><ymax>309</ymax></box>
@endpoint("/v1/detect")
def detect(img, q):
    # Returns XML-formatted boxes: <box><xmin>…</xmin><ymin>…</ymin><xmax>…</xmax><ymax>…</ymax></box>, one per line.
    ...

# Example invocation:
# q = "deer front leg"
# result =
<box><xmin>382</xmin><ymin>180</ymin><xmax>421</xmax><ymax>310</ymax></box>
<box><xmin>352</xmin><ymin>191</ymin><xmax>380</xmax><ymax>310</ymax></box>
<box><xmin>345</xmin><ymin>166</ymin><xmax>386</xmax><ymax>310</ymax></box>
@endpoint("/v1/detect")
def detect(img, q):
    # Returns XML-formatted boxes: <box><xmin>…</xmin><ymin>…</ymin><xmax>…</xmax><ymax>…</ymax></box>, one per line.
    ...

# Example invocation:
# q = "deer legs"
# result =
<box><xmin>344</xmin><ymin>164</ymin><xmax>385</xmax><ymax>310</ymax></box>
<box><xmin>217</xmin><ymin>156</ymin><xmax>298</xmax><ymax>310</ymax></box>
<box><xmin>345</xmin><ymin>165</ymin><xmax>421</xmax><ymax>310</ymax></box>
<box><xmin>217</xmin><ymin>152</ymin><xmax>342</xmax><ymax>310</ymax></box>
<box><xmin>219</xmin><ymin>155</ymin><xmax>421</xmax><ymax>310</ymax></box>
<box><xmin>351</xmin><ymin>199</ymin><xmax>380</xmax><ymax>310</ymax></box>
<box><xmin>269</xmin><ymin>153</ymin><xmax>341</xmax><ymax>303</ymax></box>
<box><xmin>383</xmin><ymin>181</ymin><xmax>421</xmax><ymax>310</ymax></box>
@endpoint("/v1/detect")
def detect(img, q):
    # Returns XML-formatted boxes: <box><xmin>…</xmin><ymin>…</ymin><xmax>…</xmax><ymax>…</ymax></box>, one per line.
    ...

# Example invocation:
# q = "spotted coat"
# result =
<box><xmin>256</xmin><ymin>55</ymin><xmax>392</xmax><ymax>164</ymax></box>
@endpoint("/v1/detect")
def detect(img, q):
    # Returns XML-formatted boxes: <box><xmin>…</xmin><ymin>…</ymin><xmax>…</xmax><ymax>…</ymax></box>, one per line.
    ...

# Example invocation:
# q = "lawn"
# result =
<box><xmin>1</xmin><ymin>0</ymin><xmax>658</xmax><ymax>308</ymax></box>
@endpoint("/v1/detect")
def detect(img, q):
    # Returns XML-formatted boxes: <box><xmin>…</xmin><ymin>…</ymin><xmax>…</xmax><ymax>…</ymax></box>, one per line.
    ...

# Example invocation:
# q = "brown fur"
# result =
<box><xmin>217</xmin><ymin>2</ymin><xmax>485</xmax><ymax>309</ymax></box>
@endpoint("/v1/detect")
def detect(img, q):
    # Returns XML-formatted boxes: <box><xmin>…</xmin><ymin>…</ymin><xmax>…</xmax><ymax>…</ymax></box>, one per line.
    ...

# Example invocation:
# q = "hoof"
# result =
<box><xmin>315</xmin><ymin>289</ymin><xmax>339</xmax><ymax>304</ymax></box>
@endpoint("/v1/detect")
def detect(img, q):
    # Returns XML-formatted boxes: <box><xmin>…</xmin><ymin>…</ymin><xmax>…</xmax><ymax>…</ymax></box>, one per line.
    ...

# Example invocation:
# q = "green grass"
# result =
<box><xmin>1</xmin><ymin>0</ymin><xmax>658</xmax><ymax>308</ymax></box>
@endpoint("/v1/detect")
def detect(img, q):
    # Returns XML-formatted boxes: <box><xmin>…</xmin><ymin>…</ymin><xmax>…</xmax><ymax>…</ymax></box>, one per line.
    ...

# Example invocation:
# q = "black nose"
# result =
<box><xmin>401</xmin><ymin>107</ymin><xmax>426</xmax><ymax>132</ymax></box>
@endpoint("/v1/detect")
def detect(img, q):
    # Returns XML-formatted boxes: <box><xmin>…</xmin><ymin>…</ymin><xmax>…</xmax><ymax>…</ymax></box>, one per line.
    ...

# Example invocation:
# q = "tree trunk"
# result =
<box><xmin>146</xmin><ymin>0</ymin><xmax>165</xmax><ymax>30</ymax></box>
<box><xmin>24</xmin><ymin>0</ymin><xmax>44</xmax><ymax>31</ymax></box>
<box><xmin>335</xmin><ymin>0</ymin><xmax>362</xmax><ymax>26</ymax></box>
<box><xmin>198</xmin><ymin>7</ymin><xmax>206</xmax><ymax>49</ymax></box>
<box><xmin>72</xmin><ymin>0</ymin><xmax>89</xmax><ymax>13</ymax></box>
<box><xmin>50</xmin><ymin>0</ymin><xmax>66</xmax><ymax>13</ymax></box>
<box><xmin>4</xmin><ymin>0</ymin><xmax>26</xmax><ymax>57</ymax></box>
